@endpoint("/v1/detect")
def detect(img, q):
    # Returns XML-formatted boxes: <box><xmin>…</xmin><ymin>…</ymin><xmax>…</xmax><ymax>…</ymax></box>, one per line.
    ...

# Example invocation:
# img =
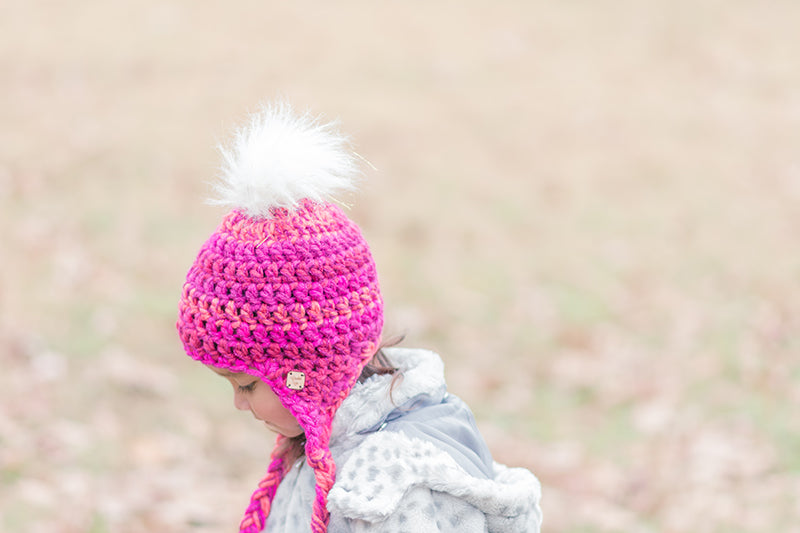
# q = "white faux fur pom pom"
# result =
<box><xmin>210</xmin><ymin>102</ymin><xmax>360</xmax><ymax>217</ymax></box>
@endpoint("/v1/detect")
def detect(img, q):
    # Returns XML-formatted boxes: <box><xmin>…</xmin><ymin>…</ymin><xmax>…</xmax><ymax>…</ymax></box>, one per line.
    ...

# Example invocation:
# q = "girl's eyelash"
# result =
<box><xmin>238</xmin><ymin>382</ymin><xmax>257</xmax><ymax>393</ymax></box>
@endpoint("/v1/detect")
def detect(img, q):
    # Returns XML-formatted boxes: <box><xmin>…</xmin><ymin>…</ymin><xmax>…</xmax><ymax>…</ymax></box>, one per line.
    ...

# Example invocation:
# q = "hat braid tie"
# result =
<box><xmin>239</xmin><ymin>436</ymin><xmax>291</xmax><ymax>533</ymax></box>
<box><xmin>307</xmin><ymin>446</ymin><xmax>336</xmax><ymax>533</ymax></box>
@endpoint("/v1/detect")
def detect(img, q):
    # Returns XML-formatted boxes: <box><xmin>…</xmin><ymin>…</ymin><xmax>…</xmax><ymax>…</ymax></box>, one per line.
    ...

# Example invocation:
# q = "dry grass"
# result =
<box><xmin>1</xmin><ymin>1</ymin><xmax>799</xmax><ymax>531</ymax></box>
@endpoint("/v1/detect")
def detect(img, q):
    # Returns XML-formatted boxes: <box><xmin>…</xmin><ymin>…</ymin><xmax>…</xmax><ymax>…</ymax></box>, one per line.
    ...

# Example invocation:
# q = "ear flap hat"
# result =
<box><xmin>176</xmin><ymin>103</ymin><xmax>384</xmax><ymax>532</ymax></box>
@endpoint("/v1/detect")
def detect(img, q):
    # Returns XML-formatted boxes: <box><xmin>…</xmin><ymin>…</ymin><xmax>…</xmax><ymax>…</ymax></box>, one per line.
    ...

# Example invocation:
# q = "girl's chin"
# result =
<box><xmin>261</xmin><ymin>421</ymin><xmax>303</xmax><ymax>438</ymax></box>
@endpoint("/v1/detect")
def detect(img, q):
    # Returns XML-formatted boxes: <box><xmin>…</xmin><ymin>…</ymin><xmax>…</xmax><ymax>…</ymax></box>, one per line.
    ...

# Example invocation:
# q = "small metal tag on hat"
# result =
<box><xmin>286</xmin><ymin>371</ymin><xmax>306</xmax><ymax>390</ymax></box>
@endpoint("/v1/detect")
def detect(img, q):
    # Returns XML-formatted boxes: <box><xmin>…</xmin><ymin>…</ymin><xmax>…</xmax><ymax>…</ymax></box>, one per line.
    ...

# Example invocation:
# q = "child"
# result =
<box><xmin>176</xmin><ymin>102</ymin><xmax>542</xmax><ymax>533</ymax></box>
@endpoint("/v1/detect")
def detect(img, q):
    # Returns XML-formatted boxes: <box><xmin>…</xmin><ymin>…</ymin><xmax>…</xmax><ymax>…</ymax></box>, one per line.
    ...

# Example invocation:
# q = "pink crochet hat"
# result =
<box><xmin>176</xmin><ymin>103</ymin><xmax>383</xmax><ymax>532</ymax></box>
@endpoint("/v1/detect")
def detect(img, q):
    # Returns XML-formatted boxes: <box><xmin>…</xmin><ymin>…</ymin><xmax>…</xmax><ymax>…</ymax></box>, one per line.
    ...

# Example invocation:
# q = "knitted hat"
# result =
<box><xmin>176</xmin><ymin>103</ymin><xmax>384</xmax><ymax>533</ymax></box>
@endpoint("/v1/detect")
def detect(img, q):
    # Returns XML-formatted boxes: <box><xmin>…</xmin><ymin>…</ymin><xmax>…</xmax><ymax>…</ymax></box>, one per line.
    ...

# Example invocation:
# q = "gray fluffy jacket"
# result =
<box><xmin>264</xmin><ymin>347</ymin><xmax>543</xmax><ymax>532</ymax></box>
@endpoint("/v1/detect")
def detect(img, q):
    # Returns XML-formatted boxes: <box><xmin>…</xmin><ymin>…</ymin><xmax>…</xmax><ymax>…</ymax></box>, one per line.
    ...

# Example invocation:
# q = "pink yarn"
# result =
<box><xmin>239</xmin><ymin>436</ymin><xmax>290</xmax><ymax>532</ymax></box>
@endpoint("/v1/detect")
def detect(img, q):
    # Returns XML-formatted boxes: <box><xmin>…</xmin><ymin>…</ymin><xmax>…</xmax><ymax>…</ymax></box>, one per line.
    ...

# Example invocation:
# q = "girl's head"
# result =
<box><xmin>176</xmin><ymin>102</ymin><xmax>383</xmax><ymax>533</ymax></box>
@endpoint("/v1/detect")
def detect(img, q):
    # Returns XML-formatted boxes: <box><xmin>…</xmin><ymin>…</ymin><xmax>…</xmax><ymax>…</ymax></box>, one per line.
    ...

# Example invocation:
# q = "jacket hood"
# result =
<box><xmin>331</xmin><ymin>347</ymin><xmax>447</xmax><ymax>441</ymax></box>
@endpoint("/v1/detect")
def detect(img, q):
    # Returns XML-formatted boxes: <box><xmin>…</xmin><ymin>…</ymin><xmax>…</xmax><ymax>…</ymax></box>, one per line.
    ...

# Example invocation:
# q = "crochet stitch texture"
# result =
<box><xmin>176</xmin><ymin>104</ymin><xmax>384</xmax><ymax>533</ymax></box>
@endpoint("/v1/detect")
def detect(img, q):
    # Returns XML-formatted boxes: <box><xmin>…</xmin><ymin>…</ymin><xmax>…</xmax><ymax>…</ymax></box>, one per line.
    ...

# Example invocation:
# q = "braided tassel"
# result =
<box><xmin>239</xmin><ymin>436</ymin><xmax>291</xmax><ymax>533</ymax></box>
<box><xmin>306</xmin><ymin>446</ymin><xmax>336</xmax><ymax>533</ymax></box>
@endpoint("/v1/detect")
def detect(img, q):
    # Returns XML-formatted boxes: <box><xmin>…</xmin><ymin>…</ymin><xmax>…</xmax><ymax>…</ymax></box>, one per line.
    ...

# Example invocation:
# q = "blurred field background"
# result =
<box><xmin>2</xmin><ymin>1</ymin><xmax>799</xmax><ymax>531</ymax></box>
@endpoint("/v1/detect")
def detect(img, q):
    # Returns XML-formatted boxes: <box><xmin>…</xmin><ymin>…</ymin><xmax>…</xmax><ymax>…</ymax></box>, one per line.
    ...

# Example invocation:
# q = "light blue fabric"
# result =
<box><xmin>368</xmin><ymin>393</ymin><xmax>495</xmax><ymax>480</ymax></box>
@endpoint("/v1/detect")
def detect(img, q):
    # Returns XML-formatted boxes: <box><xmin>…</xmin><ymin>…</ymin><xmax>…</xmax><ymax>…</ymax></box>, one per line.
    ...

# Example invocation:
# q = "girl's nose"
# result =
<box><xmin>233</xmin><ymin>390</ymin><xmax>250</xmax><ymax>411</ymax></box>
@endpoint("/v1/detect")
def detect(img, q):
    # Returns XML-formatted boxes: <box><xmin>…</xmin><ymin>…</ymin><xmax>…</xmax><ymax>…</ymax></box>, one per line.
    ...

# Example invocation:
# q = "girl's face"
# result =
<box><xmin>207</xmin><ymin>365</ymin><xmax>303</xmax><ymax>438</ymax></box>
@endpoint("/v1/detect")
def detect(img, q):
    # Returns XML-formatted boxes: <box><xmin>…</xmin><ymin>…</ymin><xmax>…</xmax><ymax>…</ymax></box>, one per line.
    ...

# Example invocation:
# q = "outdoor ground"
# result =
<box><xmin>1</xmin><ymin>1</ymin><xmax>799</xmax><ymax>532</ymax></box>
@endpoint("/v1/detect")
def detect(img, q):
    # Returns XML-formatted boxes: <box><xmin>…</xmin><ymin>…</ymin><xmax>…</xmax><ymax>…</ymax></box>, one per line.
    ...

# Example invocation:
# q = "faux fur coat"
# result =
<box><xmin>264</xmin><ymin>347</ymin><xmax>543</xmax><ymax>532</ymax></box>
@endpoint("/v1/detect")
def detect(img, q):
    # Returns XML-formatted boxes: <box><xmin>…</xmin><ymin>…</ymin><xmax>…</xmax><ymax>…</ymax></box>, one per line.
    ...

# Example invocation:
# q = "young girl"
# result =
<box><xmin>176</xmin><ymin>103</ymin><xmax>542</xmax><ymax>533</ymax></box>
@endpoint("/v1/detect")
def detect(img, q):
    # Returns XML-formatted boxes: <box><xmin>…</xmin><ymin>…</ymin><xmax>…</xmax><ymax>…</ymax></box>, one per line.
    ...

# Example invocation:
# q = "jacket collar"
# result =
<box><xmin>331</xmin><ymin>347</ymin><xmax>447</xmax><ymax>443</ymax></box>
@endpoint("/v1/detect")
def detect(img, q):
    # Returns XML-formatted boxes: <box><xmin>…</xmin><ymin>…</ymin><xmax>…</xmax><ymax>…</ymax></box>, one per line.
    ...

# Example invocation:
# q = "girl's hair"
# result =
<box><xmin>282</xmin><ymin>337</ymin><xmax>403</xmax><ymax>463</ymax></box>
<box><xmin>356</xmin><ymin>345</ymin><xmax>401</xmax><ymax>384</ymax></box>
